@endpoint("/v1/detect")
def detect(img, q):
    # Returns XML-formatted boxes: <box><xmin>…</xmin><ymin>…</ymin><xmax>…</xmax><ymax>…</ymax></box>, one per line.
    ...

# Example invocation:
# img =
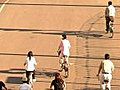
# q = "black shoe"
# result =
<box><xmin>64</xmin><ymin>75</ymin><xmax>68</xmax><ymax>78</ymax></box>
<box><xmin>109</xmin><ymin>36</ymin><xmax>113</xmax><ymax>38</ymax></box>
<box><xmin>59</xmin><ymin>69</ymin><xmax>63</xmax><ymax>72</ymax></box>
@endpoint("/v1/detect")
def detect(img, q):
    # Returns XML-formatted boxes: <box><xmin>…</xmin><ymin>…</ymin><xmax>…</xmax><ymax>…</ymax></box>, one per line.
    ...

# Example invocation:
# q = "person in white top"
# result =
<box><xmin>97</xmin><ymin>54</ymin><xmax>114</xmax><ymax>90</ymax></box>
<box><xmin>105</xmin><ymin>1</ymin><xmax>116</xmax><ymax>38</ymax></box>
<box><xmin>19</xmin><ymin>78</ymin><xmax>31</xmax><ymax>90</ymax></box>
<box><xmin>57</xmin><ymin>33</ymin><xmax>71</xmax><ymax>78</ymax></box>
<box><xmin>24</xmin><ymin>51</ymin><xmax>37</xmax><ymax>84</ymax></box>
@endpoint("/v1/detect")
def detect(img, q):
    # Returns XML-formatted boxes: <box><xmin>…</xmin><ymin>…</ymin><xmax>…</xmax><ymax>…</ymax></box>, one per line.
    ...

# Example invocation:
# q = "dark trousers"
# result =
<box><xmin>106</xmin><ymin>16</ymin><xmax>114</xmax><ymax>33</ymax></box>
<box><xmin>26</xmin><ymin>70</ymin><xmax>35</xmax><ymax>83</ymax></box>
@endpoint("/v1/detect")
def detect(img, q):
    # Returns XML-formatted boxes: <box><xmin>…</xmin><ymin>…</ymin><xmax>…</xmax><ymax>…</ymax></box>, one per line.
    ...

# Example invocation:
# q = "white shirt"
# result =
<box><xmin>19</xmin><ymin>83</ymin><xmax>31</xmax><ymax>90</ymax></box>
<box><xmin>108</xmin><ymin>5</ymin><xmax>115</xmax><ymax>17</ymax></box>
<box><xmin>25</xmin><ymin>57</ymin><xmax>37</xmax><ymax>71</ymax></box>
<box><xmin>101</xmin><ymin>59</ymin><xmax>114</xmax><ymax>74</ymax></box>
<box><xmin>60</xmin><ymin>39</ymin><xmax>71</xmax><ymax>56</ymax></box>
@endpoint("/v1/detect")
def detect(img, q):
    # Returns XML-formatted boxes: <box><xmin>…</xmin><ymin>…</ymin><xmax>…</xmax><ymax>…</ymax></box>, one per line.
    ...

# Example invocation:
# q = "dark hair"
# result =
<box><xmin>62</xmin><ymin>33</ymin><xmax>67</xmax><ymax>39</ymax></box>
<box><xmin>55</xmin><ymin>72</ymin><xmax>64</xmax><ymax>84</ymax></box>
<box><xmin>27</xmin><ymin>51</ymin><xmax>33</xmax><ymax>60</ymax></box>
<box><xmin>105</xmin><ymin>54</ymin><xmax>110</xmax><ymax>59</ymax></box>
<box><xmin>108</xmin><ymin>1</ymin><xmax>112</xmax><ymax>5</ymax></box>
<box><xmin>55</xmin><ymin>72</ymin><xmax>60</xmax><ymax>79</ymax></box>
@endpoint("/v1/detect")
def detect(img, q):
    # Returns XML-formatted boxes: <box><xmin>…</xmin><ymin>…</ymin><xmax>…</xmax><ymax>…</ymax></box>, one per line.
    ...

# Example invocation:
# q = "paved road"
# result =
<box><xmin>0</xmin><ymin>0</ymin><xmax>120</xmax><ymax>90</ymax></box>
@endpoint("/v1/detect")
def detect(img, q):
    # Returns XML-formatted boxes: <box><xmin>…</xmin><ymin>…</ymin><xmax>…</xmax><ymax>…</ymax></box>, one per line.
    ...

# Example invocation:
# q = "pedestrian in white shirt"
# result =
<box><xmin>24</xmin><ymin>51</ymin><xmax>37</xmax><ymax>84</ymax></box>
<box><xmin>97</xmin><ymin>54</ymin><xmax>114</xmax><ymax>90</ymax></box>
<box><xmin>105</xmin><ymin>1</ymin><xmax>116</xmax><ymax>38</ymax></box>
<box><xmin>57</xmin><ymin>33</ymin><xmax>71</xmax><ymax>77</ymax></box>
<box><xmin>19</xmin><ymin>78</ymin><xmax>31</xmax><ymax>90</ymax></box>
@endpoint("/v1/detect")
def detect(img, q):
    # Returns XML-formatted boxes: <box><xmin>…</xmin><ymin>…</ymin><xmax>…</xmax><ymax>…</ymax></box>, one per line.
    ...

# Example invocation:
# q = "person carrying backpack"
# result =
<box><xmin>50</xmin><ymin>72</ymin><xmax>66</xmax><ymax>90</ymax></box>
<box><xmin>97</xmin><ymin>54</ymin><xmax>114</xmax><ymax>90</ymax></box>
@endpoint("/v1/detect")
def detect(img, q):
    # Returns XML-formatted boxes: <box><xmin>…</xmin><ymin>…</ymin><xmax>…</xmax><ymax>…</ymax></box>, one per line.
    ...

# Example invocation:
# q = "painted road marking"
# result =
<box><xmin>0</xmin><ymin>0</ymin><xmax>9</xmax><ymax>13</ymax></box>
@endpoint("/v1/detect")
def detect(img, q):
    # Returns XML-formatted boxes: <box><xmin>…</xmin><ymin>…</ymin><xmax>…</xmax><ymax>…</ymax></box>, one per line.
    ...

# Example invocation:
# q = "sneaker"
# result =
<box><xmin>109</xmin><ymin>36</ymin><xmax>113</xmax><ymax>38</ymax></box>
<box><xmin>33</xmin><ymin>79</ymin><xmax>36</xmax><ymax>82</ymax></box>
<box><xmin>59</xmin><ymin>69</ymin><xmax>63</xmax><ymax>72</ymax></box>
<box><xmin>64</xmin><ymin>75</ymin><xmax>68</xmax><ymax>78</ymax></box>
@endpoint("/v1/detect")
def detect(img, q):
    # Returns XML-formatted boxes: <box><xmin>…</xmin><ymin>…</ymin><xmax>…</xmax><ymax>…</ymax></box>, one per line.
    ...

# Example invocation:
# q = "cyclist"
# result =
<box><xmin>97</xmin><ymin>54</ymin><xmax>114</xmax><ymax>90</ymax></box>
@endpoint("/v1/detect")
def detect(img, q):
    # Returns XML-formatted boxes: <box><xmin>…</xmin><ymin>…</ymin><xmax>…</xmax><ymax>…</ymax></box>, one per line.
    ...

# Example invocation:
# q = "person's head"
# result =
<box><xmin>105</xmin><ymin>53</ymin><xmax>110</xmax><ymax>60</ymax></box>
<box><xmin>27</xmin><ymin>51</ymin><xmax>33</xmax><ymax>57</ymax></box>
<box><xmin>27</xmin><ymin>51</ymin><xmax>33</xmax><ymax>60</ymax></box>
<box><xmin>55</xmin><ymin>72</ymin><xmax>61</xmax><ymax>79</ymax></box>
<box><xmin>108</xmin><ymin>1</ymin><xmax>112</xmax><ymax>6</ymax></box>
<box><xmin>61</xmin><ymin>33</ymin><xmax>67</xmax><ymax>40</ymax></box>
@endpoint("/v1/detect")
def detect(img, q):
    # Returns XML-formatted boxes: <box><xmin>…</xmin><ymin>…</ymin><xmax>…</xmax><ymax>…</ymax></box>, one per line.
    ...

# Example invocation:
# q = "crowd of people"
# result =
<box><xmin>0</xmin><ymin>1</ymin><xmax>116</xmax><ymax>90</ymax></box>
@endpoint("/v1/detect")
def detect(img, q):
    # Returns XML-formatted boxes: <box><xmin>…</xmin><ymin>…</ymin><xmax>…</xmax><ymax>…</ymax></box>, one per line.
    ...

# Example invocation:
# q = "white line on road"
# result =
<box><xmin>0</xmin><ymin>0</ymin><xmax>10</xmax><ymax>13</ymax></box>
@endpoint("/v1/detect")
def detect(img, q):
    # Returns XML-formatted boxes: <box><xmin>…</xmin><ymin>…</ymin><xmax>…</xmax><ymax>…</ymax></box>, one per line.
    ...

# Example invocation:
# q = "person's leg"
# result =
<box><xmin>59</xmin><ymin>54</ymin><xmax>64</xmax><ymax>71</ymax></box>
<box><xmin>64</xmin><ymin>56</ymin><xmax>69</xmax><ymax>66</ymax></box>
<box><xmin>106</xmin><ymin>17</ymin><xmax>110</xmax><ymax>33</ymax></box>
<box><xmin>26</xmin><ymin>71</ymin><xmax>30</xmax><ymax>84</ymax></box>
<box><xmin>109</xmin><ymin>16</ymin><xmax>114</xmax><ymax>38</ymax></box>
<box><xmin>106</xmin><ymin>74</ymin><xmax>112</xmax><ymax>90</ymax></box>
<box><xmin>64</xmin><ymin>61</ymin><xmax>69</xmax><ymax>78</ymax></box>
<box><xmin>100</xmin><ymin>74</ymin><xmax>106</xmax><ymax>90</ymax></box>
<box><xmin>32</xmin><ymin>70</ymin><xmax>36</xmax><ymax>82</ymax></box>
<box><xmin>64</xmin><ymin>67</ymin><xmax>69</xmax><ymax>78</ymax></box>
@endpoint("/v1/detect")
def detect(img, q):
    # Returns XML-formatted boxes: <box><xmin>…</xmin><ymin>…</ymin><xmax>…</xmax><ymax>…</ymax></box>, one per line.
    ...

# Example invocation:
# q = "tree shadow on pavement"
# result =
<box><xmin>6</xmin><ymin>76</ymin><xmax>22</xmax><ymax>84</ymax></box>
<box><xmin>0</xmin><ymin>68</ymin><xmax>25</xmax><ymax>74</ymax></box>
<box><xmin>35</xmin><ymin>68</ymin><xmax>58</xmax><ymax>78</ymax></box>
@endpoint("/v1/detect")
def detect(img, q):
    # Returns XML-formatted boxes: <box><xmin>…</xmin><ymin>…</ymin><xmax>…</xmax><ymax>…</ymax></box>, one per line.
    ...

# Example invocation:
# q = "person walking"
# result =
<box><xmin>105</xmin><ymin>1</ymin><xmax>116</xmax><ymax>38</ymax></box>
<box><xmin>50</xmin><ymin>72</ymin><xmax>66</xmax><ymax>90</ymax></box>
<box><xmin>0</xmin><ymin>81</ymin><xmax>7</xmax><ymax>90</ymax></box>
<box><xmin>24</xmin><ymin>51</ymin><xmax>37</xmax><ymax>84</ymax></box>
<box><xmin>97</xmin><ymin>54</ymin><xmax>114</xmax><ymax>90</ymax></box>
<box><xmin>57</xmin><ymin>33</ymin><xmax>71</xmax><ymax>77</ymax></box>
<box><xmin>19</xmin><ymin>78</ymin><xmax>31</xmax><ymax>90</ymax></box>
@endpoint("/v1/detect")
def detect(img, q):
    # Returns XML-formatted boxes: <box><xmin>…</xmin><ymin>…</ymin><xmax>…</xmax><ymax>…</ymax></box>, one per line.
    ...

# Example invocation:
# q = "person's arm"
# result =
<box><xmin>4</xmin><ymin>86</ymin><xmax>7</xmax><ymax>90</ymax></box>
<box><xmin>50</xmin><ymin>81</ymin><xmax>54</xmax><ymax>90</ymax></box>
<box><xmin>34</xmin><ymin>58</ymin><xmax>37</xmax><ymax>66</ymax></box>
<box><xmin>97</xmin><ymin>62</ymin><xmax>102</xmax><ymax>76</ymax></box>
<box><xmin>2</xmin><ymin>82</ymin><xmax>7</xmax><ymax>90</ymax></box>
<box><xmin>24</xmin><ymin>59</ymin><xmax>27</xmax><ymax>66</ymax></box>
<box><xmin>63</xmin><ymin>81</ymin><xmax>66</xmax><ymax>90</ymax></box>
<box><xmin>68</xmin><ymin>40</ymin><xmax>71</xmax><ymax>49</ymax></box>
<box><xmin>111</xmin><ymin>62</ymin><xmax>114</xmax><ymax>72</ymax></box>
<box><xmin>57</xmin><ymin>41</ymin><xmax>62</xmax><ymax>51</ymax></box>
<box><xmin>57</xmin><ymin>41</ymin><xmax>63</xmax><ymax>56</ymax></box>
